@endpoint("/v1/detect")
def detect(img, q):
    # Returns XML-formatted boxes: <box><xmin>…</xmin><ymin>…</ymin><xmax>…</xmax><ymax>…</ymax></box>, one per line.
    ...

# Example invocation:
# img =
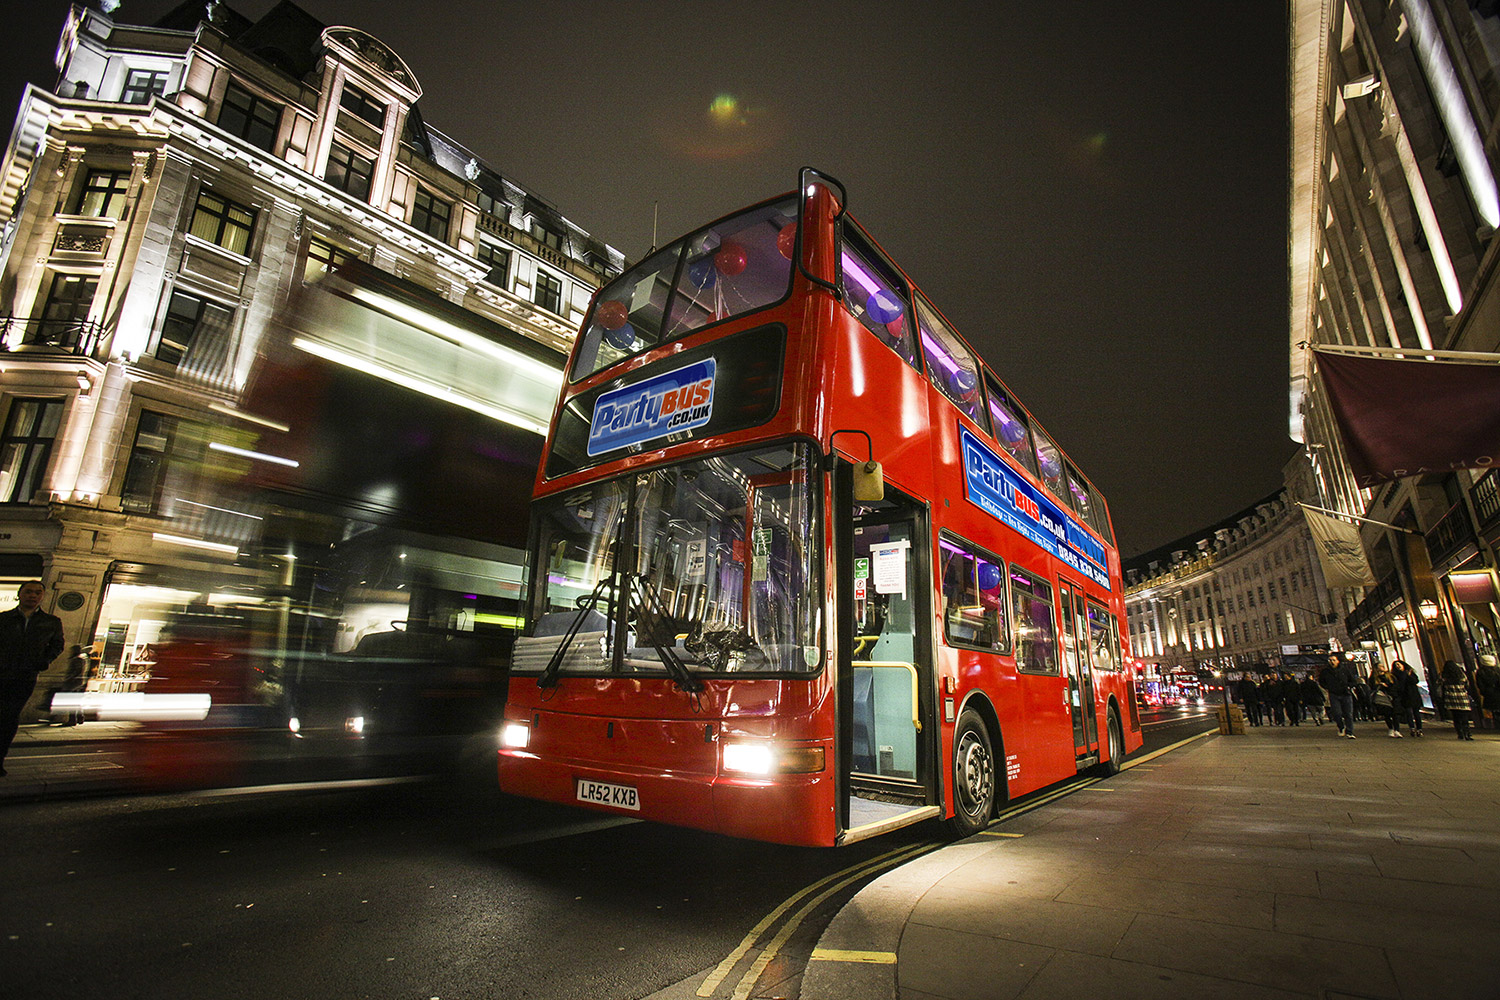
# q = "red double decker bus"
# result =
<box><xmin>497</xmin><ymin>169</ymin><xmax>1142</xmax><ymax>846</ymax></box>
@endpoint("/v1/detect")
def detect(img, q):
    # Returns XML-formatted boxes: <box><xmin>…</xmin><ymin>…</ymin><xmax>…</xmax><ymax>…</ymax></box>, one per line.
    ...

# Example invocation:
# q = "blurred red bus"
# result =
<box><xmin>497</xmin><ymin>169</ymin><xmax>1142</xmax><ymax>846</ymax></box>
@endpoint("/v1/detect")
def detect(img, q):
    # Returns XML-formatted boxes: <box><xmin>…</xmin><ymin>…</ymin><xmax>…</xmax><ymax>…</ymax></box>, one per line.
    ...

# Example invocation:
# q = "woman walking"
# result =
<box><xmin>1441</xmin><ymin>660</ymin><xmax>1475</xmax><ymax>740</ymax></box>
<box><xmin>1392</xmin><ymin>660</ymin><xmax>1425</xmax><ymax>737</ymax></box>
<box><xmin>1372</xmin><ymin>668</ymin><xmax>1402</xmax><ymax>737</ymax></box>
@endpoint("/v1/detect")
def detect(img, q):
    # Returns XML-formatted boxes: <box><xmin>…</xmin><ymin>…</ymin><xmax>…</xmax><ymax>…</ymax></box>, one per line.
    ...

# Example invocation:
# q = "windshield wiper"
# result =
<box><xmin>537</xmin><ymin>576</ymin><xmax>613</xmax><ymax>690</ymax></box>
<box><xmin>628</xmin><ymin>574</ymin><xmax>704</xmax><ymax>694</ymax></box>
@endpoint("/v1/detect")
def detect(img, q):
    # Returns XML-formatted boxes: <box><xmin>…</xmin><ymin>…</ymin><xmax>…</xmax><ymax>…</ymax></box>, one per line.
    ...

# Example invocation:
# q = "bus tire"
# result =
<box><xmin>1096</xmin><ymin>707</ymin><xmax>1124</xmax><ymax>777</ymax></box>
<box><xmin>945</xmin><ymin>709</ymin><xmax>996</xmax><ymax>838</ymax></box>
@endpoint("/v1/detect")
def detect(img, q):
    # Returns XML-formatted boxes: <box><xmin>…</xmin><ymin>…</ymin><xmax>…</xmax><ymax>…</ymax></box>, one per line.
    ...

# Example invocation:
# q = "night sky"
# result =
<box><xmin>7</xmin><ymin>1</ymin><xmax>1296</xmax><ymax>556</ymax></box>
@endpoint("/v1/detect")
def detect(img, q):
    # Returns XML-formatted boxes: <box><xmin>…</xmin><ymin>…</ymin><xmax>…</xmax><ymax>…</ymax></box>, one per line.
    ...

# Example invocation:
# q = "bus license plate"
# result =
<box><xmin>575</xmin><ymin>778</ymin><xmax>640</xmax><ymax>811</ymax></box>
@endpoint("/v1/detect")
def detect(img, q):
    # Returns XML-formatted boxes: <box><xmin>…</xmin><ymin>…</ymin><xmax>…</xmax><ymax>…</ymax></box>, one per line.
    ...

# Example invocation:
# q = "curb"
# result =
<box><xmin>800</xmin><ymin>729</ymin><xmax>1218</xmax><ymax>999</ymax></box>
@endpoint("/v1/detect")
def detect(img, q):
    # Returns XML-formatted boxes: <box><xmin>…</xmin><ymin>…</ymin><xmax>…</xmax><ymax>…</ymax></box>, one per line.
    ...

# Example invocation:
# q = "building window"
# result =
<box><xmin>188</xmin><ymin>189</ymin><xmax>255</xmax><ymax>256</ymax></box>
<box><xmin>476</xmin><ymin>189</ymin><xmax>505</xmax><ymax>217</ymax></box>
<box><xmin>38</xmin><ymin>273</ymin><xmax>98</xmax><ymax>348</ymax></box>
<box><xmin>339</xmin><ymin>83</ymin><xmax>386</xmax><ymax>128</ymax></box>
<box><xmin>534</xmin><ymin>270</ymin><xmax>563</xmax><ymax>314</ymax></box>
<box><xmin>75</xmin><ymin>169</ymin><xmax>131</xmax><ymax>219</ymax></box>
<box><xmin>156</xmin><ymin>290</ymin><xmax>234</xmax><ymax>367</ymax></box>
<box><xmin>410</xmin><ymin>188</ymin><xmax>450</xmax><ymax>241</ymax></box>
<box><xmin>121</xmin><ymin>69</ymin><xmax>169</xmax><ymax>104</ymax></box>
<box><xmin>217</xmin><ymin>82</ymin><xmax>280</xmax><ymax>152</ymax></box>
<box><xmin>325</xmin><ymin>143</ymin><xmax>375</xmax><ymax>202</ymax></box>
<box><xmin>476</xmin><ymin>240</ymin><xmax>510</xmax><ymax>288</ymax></box>
<box><xmin>531</xmin><ymin>222</ymin><xmax>563</xmax><ymax>251</ymax></box>
<box><xmin>120</xmin><ymin>411</ymin><xmax>194</xmax><ymax>514</ymax></box>
<box><xmin>304</xmin><ymin>236</ymin><xmax>353</xmax><ymax>284</ymax></box>
<box><xmin>0</xmin><ymin>399</ymin><xmax>64</xmax><ymax>503</ymax></box>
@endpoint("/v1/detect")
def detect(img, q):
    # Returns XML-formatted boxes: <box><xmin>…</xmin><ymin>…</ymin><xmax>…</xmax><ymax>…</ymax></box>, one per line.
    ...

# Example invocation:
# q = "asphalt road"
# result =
<box><xmin>3</xmin><ymin>707</ymin><xmax>1218</xmax><ymax>1000</ymax></box>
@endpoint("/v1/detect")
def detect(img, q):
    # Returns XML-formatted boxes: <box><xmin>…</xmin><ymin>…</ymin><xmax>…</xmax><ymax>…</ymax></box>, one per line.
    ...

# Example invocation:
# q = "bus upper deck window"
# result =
<box><xmin>573</xmin><ymin>244</ymin><xmax>682</xmax><ymax>380</ymax></box>
<box><xmin>840</xmin><ymin>237</ymin><xmax>917</xmax><ymax>368</ymax></box>
<box><xmin>663</xmin><ymin>199</ymin><xmax>797</xmax><ymax>340</ymax></box>
<box><xmin>984</xmin><ymin>375</ymin><xmax>1037</xmax><ymax>478</ymax></box>
<box><xmin>914</xmin><ymin>296</ymin><xmax>989</xmax><ymax>431</ymax></box>
<box><xmin>1031</xmin><ymin>427</ymin><xmax>1067</xmax><ymax>500</ymax></box>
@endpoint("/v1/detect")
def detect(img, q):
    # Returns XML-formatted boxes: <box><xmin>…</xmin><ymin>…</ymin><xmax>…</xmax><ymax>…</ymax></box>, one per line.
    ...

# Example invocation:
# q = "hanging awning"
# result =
<box><xmin>1313</xmin><ymin>346</ymin><xmax>1500</xmax><ymax>487</ymax></box>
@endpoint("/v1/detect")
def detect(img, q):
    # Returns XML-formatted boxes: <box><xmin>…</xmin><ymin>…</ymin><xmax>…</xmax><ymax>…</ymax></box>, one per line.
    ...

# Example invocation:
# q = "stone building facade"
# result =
<box><xmin>1288</xmin><ymin>0</ymin><xmax>1500</xmax><ymax>687</ymax></box>
<box><xmin>0</xmin><ymin>2</ymin><xmax>622</xmax><ymax>697</ymax></box>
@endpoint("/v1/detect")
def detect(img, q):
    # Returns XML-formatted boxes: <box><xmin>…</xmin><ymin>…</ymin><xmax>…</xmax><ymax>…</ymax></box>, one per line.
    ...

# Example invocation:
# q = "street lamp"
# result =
<box><xmin>1418</xmin><ymin>599</ymin><xmax>1440</xmax><ymax>623</ymax></box>
<box><xmin>1391</xmin><ymin>614</ymin><xmax>1412</xmax><ymax>639</ymax></box>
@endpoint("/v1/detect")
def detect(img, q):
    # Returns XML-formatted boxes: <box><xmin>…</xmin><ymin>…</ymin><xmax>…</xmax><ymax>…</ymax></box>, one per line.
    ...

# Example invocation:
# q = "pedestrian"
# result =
<box><xmin>1300</xmin><ymin>672</ymin><xmax>1326</xmax><ymax>725</ymax></box>
<box><xmin>1280</xmin><ymin>671</ymin><xmax>1302</xmax><ymax>726</ymax></box>
<box><xmin>1392</xmin><ymin>659</ymin><xmax>1425</xmax><ymax>737</ymax></box>
<box><xmin>1320</xmin><ymin>655</ymin><xmax>1358</xmax><ymax>738</ymax></box>
<box><xmin>0</xmin><ymin>580</ymin><xmax>66</xmax><ymax>776</ymax></box>
<box><xmin>1353</xmin><ymin>674</ymin><xmax>1372</xmax><ymax>721</ymax></box>
<box><xmin>1372</xmin><ymin>667</ymin><xmax>1402</xmax><ymax>737</ymax></box>
<box><xmin>1440</xmin><ymin>660</ymin><xmax>1474</xmax><ymax>741</ymax></box>
<box><xmin>1476</xmin><ymin>654</ymin><xmax>1500</xmax><ymax>731</ymax></box>
<box><xmin>54</xmin><ymin>644</ymin><xmax>89</xmax><ymax>726</ymax></box>
<box><xmin>1261</xmin><ymin>671</ymin><xmax>1284</xmax><ymax>726</ymax></box>
<box><xmin>1236</xmin><ymin>673</ymin><xmax>1262</xmax><ymax>726</ymax></box>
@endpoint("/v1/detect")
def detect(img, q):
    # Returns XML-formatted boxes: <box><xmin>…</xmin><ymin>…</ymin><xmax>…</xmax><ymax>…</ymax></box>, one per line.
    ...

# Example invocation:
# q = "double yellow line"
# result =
<box><xmin>696</xmin><ymin>840</ymin><xmax>937</xmax><ymax>1000</ymax></box>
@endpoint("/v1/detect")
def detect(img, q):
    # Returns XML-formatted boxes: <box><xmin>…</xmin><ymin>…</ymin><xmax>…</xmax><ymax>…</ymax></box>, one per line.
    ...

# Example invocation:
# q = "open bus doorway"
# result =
<box><xmin>838</xmin><ymin>476</ymin><xmax>939</xmax><ymax>843</ymax></box>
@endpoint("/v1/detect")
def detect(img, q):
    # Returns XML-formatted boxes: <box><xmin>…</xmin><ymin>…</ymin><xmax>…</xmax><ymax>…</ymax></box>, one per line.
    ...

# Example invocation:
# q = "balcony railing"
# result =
<box><xmin>1425</xmin><ymin>500</ymin><xmax>1479</xmax><ymax>568</ymax></box>
<box><xmin>1345</xmin><ymin>570</ymin><xmax>1403</xmax><ymax>637</ymax></box>
<box><xmin>1474</xmin><ymin>469</ymin><xmax>1500</xmax><ymax>530</ymax></box>
<box><xmin>0</xmin><ymin>316</ymin><xmax>108</xmax><ymax>357</ymax></box>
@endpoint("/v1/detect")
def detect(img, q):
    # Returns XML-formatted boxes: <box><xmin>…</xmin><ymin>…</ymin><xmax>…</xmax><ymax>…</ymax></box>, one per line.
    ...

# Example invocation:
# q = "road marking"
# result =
<box><xmin>810</xmin><ymin>948</ymin><xmax>896</xmax><ymax>964</ymax></box>
<box><xmin>979</xmin><ymin>831</ymin><xmax>1024</xmax><ymax>838</ymax></box>
<box><xmin>1121</xmin><ymin>728</ymin><xmax>1216</xmax><ymax>770</ymax></box>
<box><xmin>698</xmin><ymin>841</ymin><xmax>934</xmax><ymax>999</ymax></box>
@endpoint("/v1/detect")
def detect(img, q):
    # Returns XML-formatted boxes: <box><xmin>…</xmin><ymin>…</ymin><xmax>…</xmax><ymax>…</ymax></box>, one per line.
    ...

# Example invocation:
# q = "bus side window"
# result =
<box><xmin>984</xmin><ymin>375</ymin><xmax>1037</xmax><ymax>478</ymax></box>
<box><xmin>1009</xmin><ymin>566</ymin><xmax>1058</xmax><ymax>674</ymax></box>
<box><xmin>939</xmin><ymin>536</ymin><xmax>1008</xmax><ymax>654</ymax></box>
<box><xmin>914</xmin><ymin>296</ymin><xmax>989</xmax><ymax>432</ymax></box>
<box><xmin>1031</xmin><ymin>426</ymin><xmax>1067</xmax><ymax>500</ymax></box>
<box><xmin>574</xmin><ymin>244</ymin><xmax>680</xmax><ymax>379</ymax></box>
<box><xmin>840</xmin><ymin>236</ymin><xmax>918</xmax><ymax>368</ymax></box>
<box><xmin>1086</xmin><ymin>601</ymin><xmax>1120</xmax><ymax>673</ymax></box>
<box><xmin>1065</xmin><ymin>463</ymin><xmax>1104</xmax><ymax>537</ymax></box>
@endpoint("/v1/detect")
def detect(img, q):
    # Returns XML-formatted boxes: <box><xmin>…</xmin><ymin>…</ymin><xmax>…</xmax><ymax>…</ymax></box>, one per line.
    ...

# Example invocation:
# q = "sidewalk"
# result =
<box><xmin>805</xmin><ymin>720</ymin><xmax>1500</xmax><ymax>1000</ymax></box>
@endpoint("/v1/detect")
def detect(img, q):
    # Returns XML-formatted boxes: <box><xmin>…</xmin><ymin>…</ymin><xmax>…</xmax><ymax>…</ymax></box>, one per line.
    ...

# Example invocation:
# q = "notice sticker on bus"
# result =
<box><xmin>588</xmin><ymin>358</ymin><xmax>717</xmax><ymax>456</ymax></box>
<box><xmin>871</xmin><ymin>540</ymin><xmax>909</xmax><ymax>597</ymax></box>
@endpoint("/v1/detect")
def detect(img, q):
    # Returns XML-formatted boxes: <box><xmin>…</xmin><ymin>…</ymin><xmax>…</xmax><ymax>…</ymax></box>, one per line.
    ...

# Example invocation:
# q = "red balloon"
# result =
<box><xmin>715</xmin><ymin>243</ymin><xmax>748</xmax><ymax>276</ymax></box>
<box><xmin>886</xmin><ymin>313</ymin><xmax>904</xmax><ymax>338</ymax></box>
<box><xmin>777</xmin><ymin>223</ymin><xmax>797</xmax><ymax>260</ymax></box>
<box><xmin>595</xmin><ymin>300</ymin><xmax>628</xmax><ymax>330</ymax></box>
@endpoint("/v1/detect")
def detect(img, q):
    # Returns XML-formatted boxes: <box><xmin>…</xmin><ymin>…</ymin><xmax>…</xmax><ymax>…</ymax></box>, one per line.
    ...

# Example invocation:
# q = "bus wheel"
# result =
<box><xmin>946</xmin><ymin>710</ymin><xmax>995</xmax><ymax>838</ymax></box>
<box><xmin>1095</xmin><ymin>708</ymin><xmax>1124</xmax><ymax>777</ymax></box>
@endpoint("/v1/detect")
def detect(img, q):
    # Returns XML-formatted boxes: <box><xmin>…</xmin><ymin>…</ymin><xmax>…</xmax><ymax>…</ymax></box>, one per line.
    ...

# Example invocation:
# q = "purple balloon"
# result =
<box><xmin>867</xmin><ymin>289</ymin><xmax>904</xmax><ymax>325</ymax></box>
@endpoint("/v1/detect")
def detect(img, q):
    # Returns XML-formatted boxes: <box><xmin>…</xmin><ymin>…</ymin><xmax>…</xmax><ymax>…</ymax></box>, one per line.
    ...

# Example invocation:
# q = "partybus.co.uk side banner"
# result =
<box><xmin>959</xmin><ymin>426</ymin><xmax>1110</xmax><ymax>590</ymax></box>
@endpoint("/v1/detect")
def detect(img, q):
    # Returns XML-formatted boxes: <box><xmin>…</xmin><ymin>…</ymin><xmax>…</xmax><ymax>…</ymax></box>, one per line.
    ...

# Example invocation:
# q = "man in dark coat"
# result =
<box><xmin>1261</xmin><ymin>672</ymin><xmax>1284</xmax><ymax>726</ymax></box>
<box><xmin>1320</xmin><ymin>655</ymin><xmax>1358</xmax><ymax>737</ymax></box>
<box><xmin>0</xmin><ymin>580</ymin><xmax>65</xmax><ymax>775</ymax></box>
<box><xmin>1280</xmin><ymin>672</ymin><xmax>1303</xmax><ymax>725</ymax></box>
<box><xmin>1394</xmin><ymin>660</ymin><xmax>1425</xmax><ymax>736</ymax></box>
<box><xmin>1235</xmin><ymin>674</ymin><xmax>1263</xmax><ymax>726</ymax></box>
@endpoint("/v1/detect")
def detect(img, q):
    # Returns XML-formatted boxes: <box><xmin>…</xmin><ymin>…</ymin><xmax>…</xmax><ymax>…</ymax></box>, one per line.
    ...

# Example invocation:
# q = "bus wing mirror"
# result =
<box><xmin>854</xmin><ymin>460</ymin><xmax>884</xmax><ymax>502</ymax></box>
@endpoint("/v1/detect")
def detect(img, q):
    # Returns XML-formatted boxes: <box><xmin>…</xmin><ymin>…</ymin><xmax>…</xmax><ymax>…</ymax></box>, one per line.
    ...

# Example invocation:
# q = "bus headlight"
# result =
<box><xmin>722</xmin><ymin>743</ymin><xmax>825</xmax><ymax>775</ymax></box>
<box><xmin>501</xmin><ymin>722</ymin><xmax>531</xmax><ymax>749</ymax></box>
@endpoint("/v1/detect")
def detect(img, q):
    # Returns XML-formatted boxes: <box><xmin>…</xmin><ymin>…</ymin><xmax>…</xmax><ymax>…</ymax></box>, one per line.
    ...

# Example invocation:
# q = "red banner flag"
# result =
<box><xmin>1314</xmin><ymin>348</ymin><xmax>1500</xmax><ymax>487</ymax></box>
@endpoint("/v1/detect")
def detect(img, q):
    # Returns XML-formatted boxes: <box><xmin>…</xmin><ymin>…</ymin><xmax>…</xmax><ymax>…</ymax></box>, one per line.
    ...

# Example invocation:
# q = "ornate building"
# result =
<box><xmin>1124</xmin><ymin>452</ymin><xmax>1358</xmax><ymax>689</ymax></box>
<box><xmin>1288</xmin><ymin>0</ymin><xmax>1500</xmax><ymax>689</ymax></box>
<box><xmin>0</xmin><ymin>2</ymin><xmax>622</xmax><ymax>697</ymax></box>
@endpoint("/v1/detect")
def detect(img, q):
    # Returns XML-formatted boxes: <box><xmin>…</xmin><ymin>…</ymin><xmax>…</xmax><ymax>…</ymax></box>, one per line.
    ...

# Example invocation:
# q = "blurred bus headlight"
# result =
<box><xmin>501</xmin><ymin>722</ymin><xmax>530</xmax><ymax>749</ymax></box>
<box><xmin>722</xmin><ymin>742</ymin><xmax>824</xmax><ymax>775</ymax></box>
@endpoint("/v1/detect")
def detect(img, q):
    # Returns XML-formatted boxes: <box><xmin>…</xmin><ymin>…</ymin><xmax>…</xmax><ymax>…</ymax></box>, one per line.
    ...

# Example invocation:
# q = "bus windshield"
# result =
<box><xmin>519</xmin><ymin>442</ymin><xmax>822</xmax><ymax>677</ymax></box>
<box><xmin>570</xmin><ymin>197</ymin><xmax>797</xmax><ymax>381</ymax></box>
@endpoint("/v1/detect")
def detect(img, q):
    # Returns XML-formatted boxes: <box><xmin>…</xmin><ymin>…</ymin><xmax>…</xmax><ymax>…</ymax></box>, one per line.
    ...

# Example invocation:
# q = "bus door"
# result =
<box><xmin>837</xmin><ymin>487</ymin><xmax>939</xmax><ymax>842</ymax></box>
<box><xmin>1058</xmin><ymin>579</ymin><xmax>1099</xmax><ymax>767</ymax></box>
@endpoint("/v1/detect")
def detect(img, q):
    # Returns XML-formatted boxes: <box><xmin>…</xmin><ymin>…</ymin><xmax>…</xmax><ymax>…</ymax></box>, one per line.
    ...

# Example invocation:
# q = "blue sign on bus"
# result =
<box><xmin>588</xmin><ymin>358</ymin><xmax>717</xmax><ymax>456</ymax></box>
<box><xmin>959</xmin><ymin>426</ymin><xmax>1110</xmax><ymax>590</ymax></box>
